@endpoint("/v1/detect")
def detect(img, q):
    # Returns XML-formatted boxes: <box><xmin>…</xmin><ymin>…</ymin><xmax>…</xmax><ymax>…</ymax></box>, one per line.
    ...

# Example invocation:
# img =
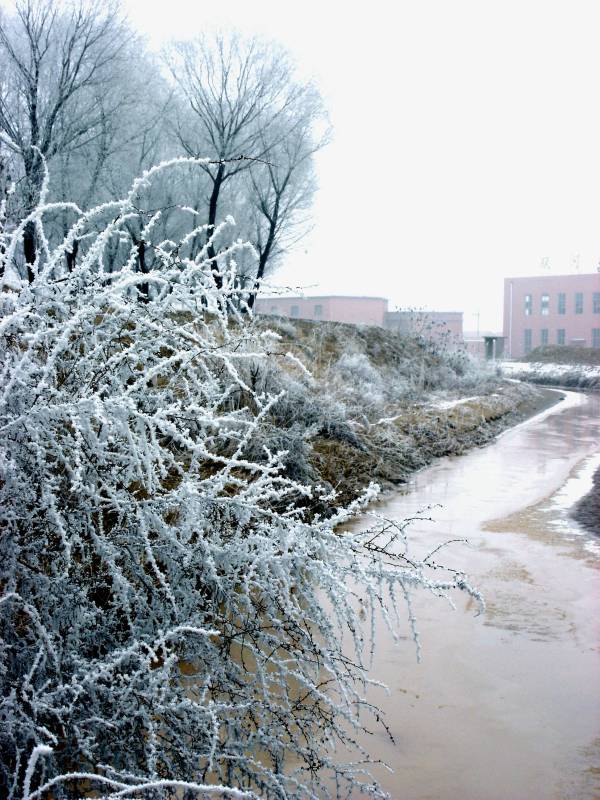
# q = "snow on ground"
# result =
<box><xmin>502</xmin><ymin>361</ymin><xmax>600</xmax><ymax>378</ymax></box>
<box><xmin>428</xmin><ymin>395</ymin><xmax>485</xmax><ymax>411</ymax></box>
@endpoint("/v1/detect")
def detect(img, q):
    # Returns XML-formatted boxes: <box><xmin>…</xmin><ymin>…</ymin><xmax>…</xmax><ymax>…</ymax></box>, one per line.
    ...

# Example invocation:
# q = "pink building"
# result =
<box><xmin>254</xmin><ymin>295</ymin><xmax>388</xmax><ymax>326</ymax></box>
<box><xmin>503</xmin><ymin>273</ymin><xmax>600</xmax><ymax>358</ymax></box>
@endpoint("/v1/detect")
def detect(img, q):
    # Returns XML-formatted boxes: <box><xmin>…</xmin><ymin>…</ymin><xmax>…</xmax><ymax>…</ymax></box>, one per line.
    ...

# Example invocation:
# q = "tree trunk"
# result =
<box><xmin>206</xmin><ymin>163</ymin><xmax>224</xmax><ymax>289</ymax></box>
<box><xmin>136</xmin><ymin>238</ymin><xmax>149</xmax><ymax>302</ymax></box>
<box><xmin>23</xmin><ymin>151</ymin><xmax>41</xmax><ymax>282</ymax></box>
<box><xmin>247</xmin><ymin>251</ymin><xmax>268</xmax><ymax>311</ymax></box>
<box><xmin>23</xmin><ymin>221</ymin><xmax>36</xmax><ymax>283</ymax></box>
<box><xmin>65</xmin><ymin>239</ymin><xmax>79</xmax><ymax>271</ymax></box>
<box><xmin>247</xmin><ymin>198</ymin><xmax>279</xmax><ymax>310</ymax></box>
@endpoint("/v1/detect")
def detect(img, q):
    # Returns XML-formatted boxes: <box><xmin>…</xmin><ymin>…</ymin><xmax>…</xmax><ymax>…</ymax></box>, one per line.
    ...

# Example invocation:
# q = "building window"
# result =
<box><xmin>290</xmin><ymin>305</ymin><xmax>300</xmax><ymax>318</ymax></box>
<box><xmin>524</xmin><ymin>329</ymin><xmax>532</xmax><ymax>354</ymax></box>
<box><xmin>540</xmin><ymin>294</ymin><xmax>549</xmax><ymax>315</ymax></box>
<box><xmin>524</xmin><ymin>294</ymin><xmax>533</xmax><ymax>316</ymax></box>
<box><xmin>594</xmin><ymin>292</ymin><xmax>600</xmax><ymax>313</ymax></box>
<box><xmin>575</xmin><ymin>292</ymin><xmax>583</xmax><ymax>314</ymax></box>
<box><xmin>557</xmin><ymin>329</ymin><xmax>566</xmax><ymax>345</ymax></box>
<box><xmin>593</xmin><ymin>328</ymin><xmax>600</xmax><ymax>348</ymax></box>
<box><xmin>314</xmin><ymin>304</ymin><xmax>323</xmax><ymax>319</ymax></box>
<box><xmin>270</xmin><ymin>305</ymin><xmax>278</xmax><ymax>314</ymax></box>
<box><xmin>558</xmin><ymin>293</ymin><xmax>566</xmax><ymax>314</ymax></box>
<box><xmin>540</xmin><ymin>329</ymin><xmax>548</xmax><ymax>346</ymax></box>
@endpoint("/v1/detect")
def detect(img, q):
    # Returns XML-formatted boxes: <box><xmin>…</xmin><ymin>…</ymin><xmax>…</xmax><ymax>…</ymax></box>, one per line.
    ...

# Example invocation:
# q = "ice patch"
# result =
<box><xmin>549</xmin><ymin>452</ymin><xmax>600</xmax><ymax>514</ymax></box>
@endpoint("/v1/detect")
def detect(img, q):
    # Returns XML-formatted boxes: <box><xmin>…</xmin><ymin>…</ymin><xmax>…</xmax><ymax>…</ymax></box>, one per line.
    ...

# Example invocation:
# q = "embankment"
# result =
<box><xmin>501</xmin><ymin>361</ymin><xmax>600</xmax><ymax>390</ymax></box>
<box><xmin>253</xmin><ymin>317</ymin><xmax>558</xmax><ymax>511</ymax></box>
<box><xmin>501</xmin><ymin>346</ymin><xmax>600</xmax><ymax>390</ymax></box>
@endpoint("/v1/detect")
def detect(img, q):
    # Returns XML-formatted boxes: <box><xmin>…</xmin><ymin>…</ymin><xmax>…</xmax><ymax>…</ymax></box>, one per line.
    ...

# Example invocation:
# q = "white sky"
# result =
<box><xmin>125</xmin><ymin>0</ymin><xmax>600</xmax><ymax>331</ymax></box>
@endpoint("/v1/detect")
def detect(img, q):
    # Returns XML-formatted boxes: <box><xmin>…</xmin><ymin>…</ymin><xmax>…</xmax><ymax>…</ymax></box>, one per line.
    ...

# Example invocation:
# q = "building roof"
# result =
<box><xmin>505</xmin><ymin>272</ymin><xmax>600</xmax><ymax>281</ymax></box>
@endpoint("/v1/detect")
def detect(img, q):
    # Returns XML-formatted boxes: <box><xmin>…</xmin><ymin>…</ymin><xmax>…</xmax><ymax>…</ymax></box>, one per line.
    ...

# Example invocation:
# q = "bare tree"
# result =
<box><xmin>0</xmin><ymin>0</ymin><xmax>131</xmax><ymax>278</ymax></box>
<box><xmin>164</xmin><ymin>33</ymin><xmax>317</xmax><ymax>289</ymax></box>
<box><xmin>244</xmin><ymin>92</ymin><xmax>329</xmax><ymax>308</ymax></box>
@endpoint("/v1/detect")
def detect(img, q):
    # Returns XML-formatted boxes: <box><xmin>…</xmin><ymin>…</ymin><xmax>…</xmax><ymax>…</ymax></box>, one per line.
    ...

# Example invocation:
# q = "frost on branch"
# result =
<box><xmin>0</xmin><ymin>159</ymin><xmax>483</xmax><ymax>799</ymax></box>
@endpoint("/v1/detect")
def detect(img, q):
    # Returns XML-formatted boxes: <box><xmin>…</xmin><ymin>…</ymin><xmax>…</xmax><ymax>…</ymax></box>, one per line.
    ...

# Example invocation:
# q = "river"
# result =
<box><xmin>344</xmin><ymin>389</ymin><xmax>600</xmax><ymax>800</ymax></box>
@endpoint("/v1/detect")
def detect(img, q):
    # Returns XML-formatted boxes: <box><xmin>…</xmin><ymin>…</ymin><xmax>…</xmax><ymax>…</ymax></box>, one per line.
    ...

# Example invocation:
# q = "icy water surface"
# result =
<box><xmin>343</xmin><ymin>390</ymin><xmax>600</xmax><ymax>800</ymax></box>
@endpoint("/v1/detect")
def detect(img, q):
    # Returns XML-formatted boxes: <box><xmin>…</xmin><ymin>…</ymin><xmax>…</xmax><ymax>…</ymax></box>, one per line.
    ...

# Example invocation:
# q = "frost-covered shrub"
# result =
<box><xmin>0</xmin><ymin>159</ymin><xmax>483</xmax><ymax>800</ymax></box>
<box><xmin>334</xmin><ymin>352</ymin><xmax>382</xmax><ymax>386</ymax></box>
<box><xmin>272</xmin><ymin>380</ymin><xmax>356</xmax><ymax>445</ymax></box>
<box><xmin>324</xmin><ymin>353</ymin><xmax>384</xmax><ymax>419</ymax></box>
<box><xmin>265</xmin><ymin>316</ymin><xmax>298</xmax><ymax>340</ymax></box>
<box><xmin>230</xmin><ymin>355</ymin><xmax>362</xmax><ymax>486</ymax></box>
<box><xmin>418</xmin><ymin>348</ymin><xmax>497</xmax><ymax>394</ymax></box>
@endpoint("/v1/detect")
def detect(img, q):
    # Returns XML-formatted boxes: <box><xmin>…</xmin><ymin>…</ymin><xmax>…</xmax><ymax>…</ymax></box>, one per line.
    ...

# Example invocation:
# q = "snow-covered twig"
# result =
<box><xmin>1</xmin><ymin>158</ymin><xmax>481</xmax><ymax>800</ymax></box>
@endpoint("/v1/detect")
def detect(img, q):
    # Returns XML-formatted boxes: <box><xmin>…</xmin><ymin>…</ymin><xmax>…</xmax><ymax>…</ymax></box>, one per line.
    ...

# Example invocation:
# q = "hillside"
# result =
<box><xmin>251</xmin><ymin>316</ymin><xmax>549</xmax><ymax>511</ymax></box>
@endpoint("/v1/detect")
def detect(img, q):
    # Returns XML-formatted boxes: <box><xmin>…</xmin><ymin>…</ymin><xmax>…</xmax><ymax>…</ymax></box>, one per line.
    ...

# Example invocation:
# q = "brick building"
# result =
<box><xmin>503</xmin><ymin>273</ymin><xmax>600</xmax><ymax>358</ymax></box>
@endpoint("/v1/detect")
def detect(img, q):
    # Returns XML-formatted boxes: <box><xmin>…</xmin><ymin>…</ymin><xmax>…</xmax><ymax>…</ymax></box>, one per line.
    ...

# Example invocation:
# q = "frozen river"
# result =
<box><xmin>345</xmin><ymin>389</ymin><xmax>600</xmax><ymax>800</ymax></box>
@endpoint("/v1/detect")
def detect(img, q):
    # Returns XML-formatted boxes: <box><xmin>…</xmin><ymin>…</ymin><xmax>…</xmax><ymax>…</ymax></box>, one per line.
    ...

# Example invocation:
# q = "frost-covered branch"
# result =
<box><xmin>1</xmin><ymin>158</ymin><xmax>482</xmax><ymax>799</ymax></box>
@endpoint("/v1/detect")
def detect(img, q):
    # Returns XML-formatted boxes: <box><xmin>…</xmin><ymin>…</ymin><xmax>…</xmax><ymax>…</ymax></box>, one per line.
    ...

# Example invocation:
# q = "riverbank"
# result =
<box><xmin>255</xmin><ymin>316</ymin><xmax>562</xmax><ymax>511</ymax></box>
<box><xmin>309</xmin><ymin>380</ymin><xmax>560</xmax><ymax>509</ymax></box>
<box><xmin>574</xmin><ymin>465</ymin><xmax>600</xmax><ymax>536</ymax></box>
<box><xmin>500</xmin><ymin>345</ymin><xmax>600</xmax><ymax>390</ymax></box>
<box><xmin>501</xmin><ymin>359</ymin><xmax>600</xmax><ymax>390</ymax></box>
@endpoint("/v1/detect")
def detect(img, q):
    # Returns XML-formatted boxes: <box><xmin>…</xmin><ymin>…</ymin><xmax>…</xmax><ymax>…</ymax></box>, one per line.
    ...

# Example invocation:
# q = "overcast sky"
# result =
<box><xmin>125</xmin><ymin>0</ymin><xmax>600</xmax><ymax>331</ymax></box>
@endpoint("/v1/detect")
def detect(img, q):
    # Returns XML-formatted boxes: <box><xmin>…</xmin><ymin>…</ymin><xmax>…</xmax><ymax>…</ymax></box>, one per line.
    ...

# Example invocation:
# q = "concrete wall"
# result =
<box><xmin>503</xmin><ymin>273</ymin><xmax>600</xmax><ymax>358</ymax></box>
<box><xmin>254</xmin><ymin>295</ymin><xmax>388</xmax><ymax>326</ymax></box>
